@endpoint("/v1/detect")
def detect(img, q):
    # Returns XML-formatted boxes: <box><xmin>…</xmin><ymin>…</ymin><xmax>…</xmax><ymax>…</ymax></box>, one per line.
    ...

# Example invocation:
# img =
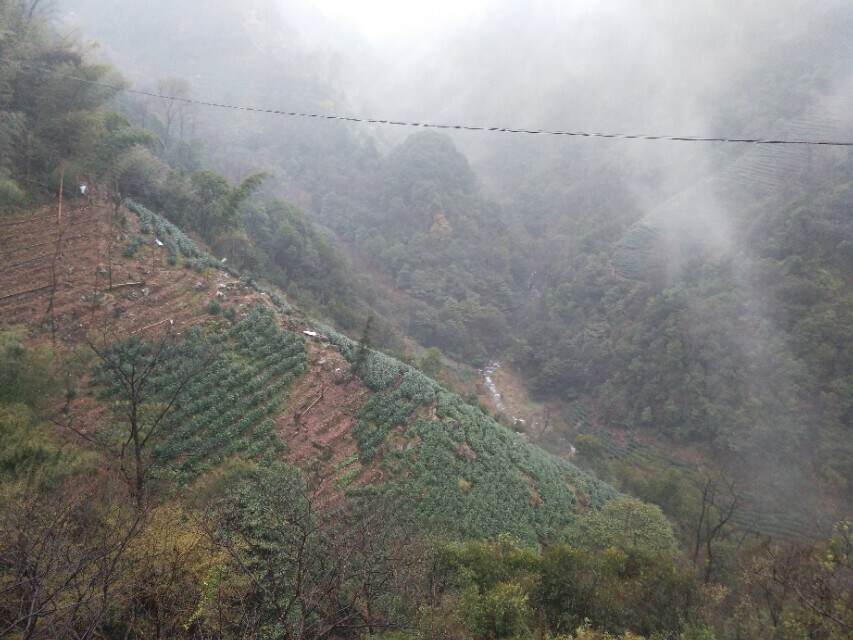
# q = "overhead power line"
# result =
<box><xmin>15</xmin><ymin>62</ymin><xmax>853</xmax><ymax>147</ymax></box>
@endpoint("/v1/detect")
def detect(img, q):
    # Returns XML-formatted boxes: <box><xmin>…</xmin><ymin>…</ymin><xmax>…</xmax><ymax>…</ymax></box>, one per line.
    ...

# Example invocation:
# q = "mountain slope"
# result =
<box><xmin>0</xmin><ymin>194</ymin><xmax>615</xmax><ymax>542</ymax></box>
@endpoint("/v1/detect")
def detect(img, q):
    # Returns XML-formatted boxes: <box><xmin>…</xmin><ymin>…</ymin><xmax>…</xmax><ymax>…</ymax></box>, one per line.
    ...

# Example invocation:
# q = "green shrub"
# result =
<box><xmin>563</xmin><ymin>496</ymin><xmax>677</xmax><ymax>555</ymax></box>
<box><xmin>0</xmin><ymin>175</ymin><xmax>25</xmax><ymax>211</ymax></box>
<box><xmin>462</xmin><ymin>581</ymin><xmax>532</xmax><ymax>640</ymax></box>
<box><xmin>0</xmin><ymin>330</ymin><xmax>55</xmax><ymax>410</ymax></box>
<box><xmin>122</xmin><ymin>235</ymin><xmax>145</xmax><ymax>258</ymax></box>
<box><xmin>0</xmin><ymin>405</ymin><xmax>91</xmax><ymax>488</ymax></box>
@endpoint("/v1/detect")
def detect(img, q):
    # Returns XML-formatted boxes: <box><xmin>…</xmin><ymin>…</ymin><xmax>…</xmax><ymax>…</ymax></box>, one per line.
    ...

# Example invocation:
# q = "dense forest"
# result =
<box><xmin>1</xmin><ymin>1</ymin><xmax>851</xmax><ymax>638</ymax></box>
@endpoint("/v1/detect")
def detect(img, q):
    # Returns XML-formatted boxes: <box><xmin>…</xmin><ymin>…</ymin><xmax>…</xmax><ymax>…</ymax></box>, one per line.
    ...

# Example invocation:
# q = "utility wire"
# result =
<box><xmin>13</xmin><ymin>61</ymin><xmax>853</xmax><ymax>147</ymax></box>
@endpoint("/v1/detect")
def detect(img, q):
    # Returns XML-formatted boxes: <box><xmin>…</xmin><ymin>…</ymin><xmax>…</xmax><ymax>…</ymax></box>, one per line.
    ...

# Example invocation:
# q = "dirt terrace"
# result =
<box><xmin>278</xmin><ymin>341</ymin><xmax>382</xmax><ymax>500</ymax></box>
<box><xmin>1</xmin><ymin>196</ymin><xmax>379</xmax><ymax>489</ymax></box>
<box><xmin>0</xmin><ymin>198</ymin><xmax>272</xmax><ymax>344</ymax></box>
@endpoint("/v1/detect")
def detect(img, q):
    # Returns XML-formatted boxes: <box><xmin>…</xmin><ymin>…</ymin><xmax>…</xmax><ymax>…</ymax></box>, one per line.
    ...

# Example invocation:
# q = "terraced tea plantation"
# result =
<box><xmin>125</xmin><ymin>199</ymin><xmax>297</xmax><ymax>314</ymax></box>
<box><xmin>567</xmin><ymin>406</ymin><xmax>827</xmax><ymax>542</ymax></box>
<box><xmin>95</xmin><ymin>306</ymin><xmax>305</xmax><ymax>481</ymax></box>
<box><xmin>125</xmin><ymin>199</ymin><xmax>220</xmax><ymax>270</ymax></box>
<box><xmin>612</xmin><ymin>222</ymin><xmax>661</xmax><ymax>281</ymax></box>
<box><xmin>321</xmin><ymin>325</ymin><xmax>618</xmax><ymax>543</ymax></box>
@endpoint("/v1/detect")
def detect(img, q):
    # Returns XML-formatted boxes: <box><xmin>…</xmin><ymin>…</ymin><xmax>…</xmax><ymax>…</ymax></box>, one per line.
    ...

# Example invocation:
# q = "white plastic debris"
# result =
<box><xmin>302</xmin><ymin>330</ymin><xmax>319</xmax><ymax>337</ymax></box>
<box><xmin>154</xmin><ymin>238</ymin><xmax>164</xmax><ymax>247</ymax></box>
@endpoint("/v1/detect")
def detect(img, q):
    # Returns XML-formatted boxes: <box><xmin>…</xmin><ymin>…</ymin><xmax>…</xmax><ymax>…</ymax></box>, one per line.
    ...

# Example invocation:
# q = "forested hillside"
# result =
<box><xmin>316</xmin><ymin>131</ymin><xmax>523</xmax><ymax>360</ymax></box>
<box><xmin>510</xmin><ymin>147</ymin><xmax>853</xmax><ymax>515</ymax></box>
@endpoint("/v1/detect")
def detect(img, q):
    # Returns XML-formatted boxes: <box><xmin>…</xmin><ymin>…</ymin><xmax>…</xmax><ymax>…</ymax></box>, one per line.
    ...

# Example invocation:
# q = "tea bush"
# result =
<box><xmin>126</xmin><ymin>199</ymin><xmax>219</xmax><ymax>267</ymax></box>
<box><xmin>94</xmin><ymin>306</ymin><xmax>305</xmax><ymax>481</ymax></box>
<box><xmin>328</xmin><ymin>325</ymin><xmax>618</xmax><ymax>542</ymax></box>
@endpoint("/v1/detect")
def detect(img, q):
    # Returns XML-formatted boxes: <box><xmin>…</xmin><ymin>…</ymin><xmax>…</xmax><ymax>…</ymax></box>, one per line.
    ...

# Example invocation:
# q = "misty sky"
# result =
<box><xmin>310</xmin><ymin>0</ymin><xmax>488</xmax><ymax>39</ymax></box>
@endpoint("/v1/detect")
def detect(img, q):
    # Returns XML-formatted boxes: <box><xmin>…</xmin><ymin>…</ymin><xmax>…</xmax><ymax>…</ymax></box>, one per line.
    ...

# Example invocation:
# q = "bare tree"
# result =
<box><xmin>83</xmin><ymin>327</ymin><xmax>213</xmax><ymax>509</ymax></box>
<box><xmin>43</xmin><ymin>162</ymin><xmax>65</xmax><ymax>346</ymax></box>
<box><xmin>23</xmin><ymin>1</ymin><xmax>49</xmax><ymax>23</ymax></box>
<box><xmin>199</xmin><ymin>466</ymin><xmax>424</xmax><ymax>639</ymax></box>
<box><xmin>745</xmin><ymin>525</ymin><xmax>853</xmax><ymax>635</ymax></box>
<box><xmin>154</xmin><ymin>78</ymin><xmax>193</xmax><ymax>151</ymax></box>
<box><xmin>692</xmin><ymin>474</ymin><xmax>741</xmax><ymax>583</ymax></box>
<box><xmin>0</xmin><ymin>475</ymin><xmax>144</xmax><ymax>639</ymax></box>
<box><xmin>104</xmin><ymin>174</ymin><xmax>125</xmax><ymax>292</ymax></box>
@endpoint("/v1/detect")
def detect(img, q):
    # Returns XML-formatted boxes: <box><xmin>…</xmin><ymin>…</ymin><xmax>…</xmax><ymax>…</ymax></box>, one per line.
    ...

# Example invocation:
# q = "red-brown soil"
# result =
<box><xmin>1</xmin><ymin>196</ymin><xmax>379</xmax><ymax>485</ymax></box>
<box><xmin>278</xmin><ymin>341</ymin><xmax>380</xmax><ymax>498</ymax></box>
<box><xmin>0</xmin><ymin>198</ymin><xmax>273</xmax><ymax>343</ymax></box>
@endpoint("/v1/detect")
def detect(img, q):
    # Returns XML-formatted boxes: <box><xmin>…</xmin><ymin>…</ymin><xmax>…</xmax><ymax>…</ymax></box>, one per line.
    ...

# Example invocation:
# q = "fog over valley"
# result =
<box><xmin>1</xmin><ymin>2</ymin><xmax>851</xmax><ymax>638</ymax></box>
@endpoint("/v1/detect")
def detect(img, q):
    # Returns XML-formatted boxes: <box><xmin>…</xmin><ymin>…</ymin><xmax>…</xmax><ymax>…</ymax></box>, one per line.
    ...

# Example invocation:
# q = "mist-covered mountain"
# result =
<box><xmin>2</xmin><ymin>1</ymin><xmax>851</xmax><ymax>638</ymax></box>
<box><xmin>12</xmin><ymin>0</ymin><xmax>848</xmax><ymax>530</ymax></box>
<box><xmin>44</xmin><ymin>0</ymin><xmax>853</xmax><ymax>545</ymax></box>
